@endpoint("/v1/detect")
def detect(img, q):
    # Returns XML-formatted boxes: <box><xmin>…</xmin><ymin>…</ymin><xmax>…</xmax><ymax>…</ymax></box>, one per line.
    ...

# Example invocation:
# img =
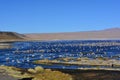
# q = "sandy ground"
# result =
<box><xmin>25</xmin><ymin>28</ymin><xmax>120</xmax><ymax>40</ymax></box>
<box><xmin>0</xmin><ymin>70</ymin><xmax>18</xmax><ymax>80</ymax></box>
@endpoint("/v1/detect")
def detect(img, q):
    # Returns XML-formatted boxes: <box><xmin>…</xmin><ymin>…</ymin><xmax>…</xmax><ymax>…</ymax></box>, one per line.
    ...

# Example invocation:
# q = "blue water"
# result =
<box><xmin>0</xmin><ymin>40</ymin><xmax>120</xmax><ymax>69</ymax></box>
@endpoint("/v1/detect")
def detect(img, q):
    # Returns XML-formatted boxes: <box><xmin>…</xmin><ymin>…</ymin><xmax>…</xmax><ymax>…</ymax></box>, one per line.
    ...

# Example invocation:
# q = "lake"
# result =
<box><xmin>0</xmin><ymin>40</ymin><xmax>120</xmax><ymax>69</ymax></box>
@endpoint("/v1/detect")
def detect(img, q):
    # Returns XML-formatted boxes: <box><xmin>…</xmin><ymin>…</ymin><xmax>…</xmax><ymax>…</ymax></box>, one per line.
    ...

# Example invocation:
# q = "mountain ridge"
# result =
<box><xmin>25</xmin><ymin>28</ymin><xmax>120</xmax><ymax>40</ymax></box>
<box><xmin>0</xmin><ymin>28</ymin><xmax>120</xmax><ymax>40</ymax></box>
<box><xmin>0</xmin><ymin>31</ymin><xmax>26</xmax><ymax>40</ymax></box>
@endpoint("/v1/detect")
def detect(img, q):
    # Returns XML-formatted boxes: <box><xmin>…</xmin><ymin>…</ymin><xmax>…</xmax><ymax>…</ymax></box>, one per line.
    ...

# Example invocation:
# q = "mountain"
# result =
<box><xmin>0</xmin><ymin>28</ymin><xmax>120</xmax><ymax>41</ymax></box>
<box><xmin>25</xmin><ymin>28</ymin><xmax>120</xmax><ymax>40</ymax></box>
<box><xmin>0</xmin><ymin>31</ymin><xmax>26</xmax><ymax>40</ymax></box>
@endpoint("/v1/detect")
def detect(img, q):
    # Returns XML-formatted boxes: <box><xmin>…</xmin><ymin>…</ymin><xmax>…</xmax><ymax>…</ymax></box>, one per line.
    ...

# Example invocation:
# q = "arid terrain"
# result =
<box><xmin>0</xmin><ymin>32</ymin><xmax>26</xmax><ymax>42</ymax></box>
<box><xmin>1</xmin><ymin>66</ymin><xmax>120</xmax><ymax>80</ymax></box>
<box><xmin>0</xmin><ymin>28</ymin><xmax>120</xmax><ymax>41</ymax></box>
<box><xmin>25</xmin><ymin>28</ymin><xmax>120</xmax><ymax>40</ymax></box>
<box><xmin>0</xmin><ymin>28</ymin><xmax>120</xmax><ymax>80</ymax></box>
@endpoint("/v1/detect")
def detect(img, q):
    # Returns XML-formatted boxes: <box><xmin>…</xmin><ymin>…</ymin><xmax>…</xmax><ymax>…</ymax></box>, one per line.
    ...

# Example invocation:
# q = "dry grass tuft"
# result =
<box><xmin>0</xmin><ymin>66</ymin><xmax>73</xmax><ymax>80</ymax></box>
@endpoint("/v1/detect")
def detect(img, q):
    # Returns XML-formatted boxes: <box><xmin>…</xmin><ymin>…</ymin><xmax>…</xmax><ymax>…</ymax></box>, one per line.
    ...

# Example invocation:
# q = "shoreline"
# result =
<box><xmin>34</xmin><ymin>58</ymin><xmax>120</xmax><ymax>71</ymax></box>
<box><xmin>1</xmin><ymin>65</ymin><xmax>120</xmax><ymax>80</ymax></box>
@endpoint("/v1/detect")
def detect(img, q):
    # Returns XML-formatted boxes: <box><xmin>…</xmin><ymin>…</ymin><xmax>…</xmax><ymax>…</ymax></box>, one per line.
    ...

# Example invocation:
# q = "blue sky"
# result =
<box><xmin>0</xmin><ymin>0</ymin><xmax>120</xmax><ymax>33</ymax></box>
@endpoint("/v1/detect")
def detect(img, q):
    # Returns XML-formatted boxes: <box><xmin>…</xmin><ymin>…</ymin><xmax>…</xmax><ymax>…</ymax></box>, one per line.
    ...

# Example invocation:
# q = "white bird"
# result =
<box><xmin>5</xmin><ymin>57</ymin><xmax>9</xmax><ymax>61</ymax></box>
<box><xmin>16</xmin><ymin>59</ymin><xmax>21</xmax><ymax>63</ymax></box>
<box><xmin>12</xmin><ymin>60</ymin><xmax>15</xmax><ymax>63</ymax></box>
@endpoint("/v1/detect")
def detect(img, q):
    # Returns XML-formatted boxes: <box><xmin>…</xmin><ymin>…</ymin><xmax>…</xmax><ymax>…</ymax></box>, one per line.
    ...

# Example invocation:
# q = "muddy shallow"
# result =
<box><xmin>55</xmin><ymin>69</ymin><xmax>120</xmax><ymax>80</ymax></box>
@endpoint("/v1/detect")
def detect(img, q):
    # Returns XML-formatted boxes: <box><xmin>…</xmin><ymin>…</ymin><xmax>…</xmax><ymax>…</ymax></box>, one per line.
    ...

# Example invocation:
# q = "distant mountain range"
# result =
<box><xmin>25</xmin><ymin>28</ymin><xmax>120</xmax><ymax>40</ymax></box>
<box><xmin>0</xmin><ymin>28</ymin><xmax>120</xmax><ymax>41</ymax></box>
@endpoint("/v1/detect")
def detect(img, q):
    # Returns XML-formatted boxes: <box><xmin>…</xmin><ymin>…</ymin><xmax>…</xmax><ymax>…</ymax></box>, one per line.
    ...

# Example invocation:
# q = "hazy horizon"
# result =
<box><xmin>0</xmin><ymin>27</ymin><xmax>119</xmax><ymax>34</ymax></box>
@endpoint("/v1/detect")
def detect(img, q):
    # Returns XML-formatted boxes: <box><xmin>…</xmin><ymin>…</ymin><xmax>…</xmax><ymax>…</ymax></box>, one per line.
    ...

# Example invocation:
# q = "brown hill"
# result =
<box><xmin>25</xmin><ymin>28</ymin><xmax>120</xmax><ymax>40</ymax></box>
<box><xmin>0</xmin><ymin>28</ymin><xmax>120</xmax><ymax>41</ymax></box>
<box><xmin>0</xmin><ymin>32</ymin><xmax>26</xmax><ymax>40</ymax></box>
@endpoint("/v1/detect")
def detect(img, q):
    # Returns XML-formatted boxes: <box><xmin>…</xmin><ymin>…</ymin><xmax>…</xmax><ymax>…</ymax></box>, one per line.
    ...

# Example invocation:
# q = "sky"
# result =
<box><xmin>0</xmin><ymin>0</ymin><xmax>120</xmax><ymax>33</ymax></box>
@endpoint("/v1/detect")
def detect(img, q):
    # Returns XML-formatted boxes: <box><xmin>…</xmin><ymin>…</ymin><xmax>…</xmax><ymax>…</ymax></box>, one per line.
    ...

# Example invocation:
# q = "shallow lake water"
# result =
<box><xmin>0</xmin><ymin>40</ymin><xmax>120</xmax><ymax>69</ymax></box>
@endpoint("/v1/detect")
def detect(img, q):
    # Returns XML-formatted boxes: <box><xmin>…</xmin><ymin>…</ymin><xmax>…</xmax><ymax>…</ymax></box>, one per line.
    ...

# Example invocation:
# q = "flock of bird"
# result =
<box><xmin>0</xmin><ymin>40</ymin><xmax>120</xmax><ymax>69</ymax></box>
